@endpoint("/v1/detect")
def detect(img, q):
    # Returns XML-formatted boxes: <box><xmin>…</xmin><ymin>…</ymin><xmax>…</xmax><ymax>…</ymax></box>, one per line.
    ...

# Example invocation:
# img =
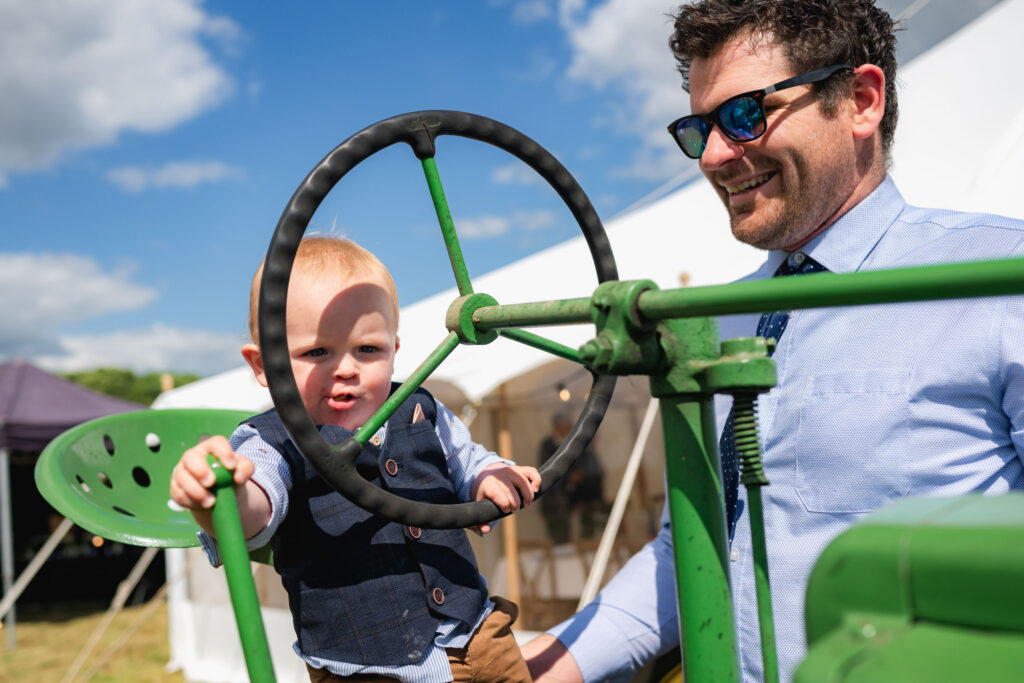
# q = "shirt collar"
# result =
<box><xmin>767</xmin><ymin>175</ymin><xmax>906</xmax><ymax>274</ymax></box>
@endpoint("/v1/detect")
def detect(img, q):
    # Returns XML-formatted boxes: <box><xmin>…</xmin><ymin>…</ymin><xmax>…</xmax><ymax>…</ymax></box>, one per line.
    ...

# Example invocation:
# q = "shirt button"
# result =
<box><xmin>791</xmin><ymin>251</ymin><xmax>806</xmax><ymax>266</ymax></box>
<box><xmin>730</xmin><ymin>548</ymin><xmax>740</xmax><ymax>562</ymax></box>
<box><xmin>431</xmin><ymin>587</ymin><xmax>445</xmax><ymax>605</ymax></box>
<box><xmin>408</xmin><ymin>526</ymin><xmax>422</xmax><ymax>540</ymax></box>
<box><xmin>371</xmin><ymin>433</ymin><xmax>382</xmax><ymax>447</ymax></box>
<box><xmin>384</xmin><ymin>459</ymin><xmax>398</xmax><ymax>476</ymax></box>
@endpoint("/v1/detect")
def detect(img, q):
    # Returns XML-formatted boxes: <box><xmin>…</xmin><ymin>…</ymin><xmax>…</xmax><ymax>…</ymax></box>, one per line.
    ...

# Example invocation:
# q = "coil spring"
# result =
<box><xmin>732</xmin><ymin>393</ymin><xmax>769</xmax><ymax>486</ymax></box>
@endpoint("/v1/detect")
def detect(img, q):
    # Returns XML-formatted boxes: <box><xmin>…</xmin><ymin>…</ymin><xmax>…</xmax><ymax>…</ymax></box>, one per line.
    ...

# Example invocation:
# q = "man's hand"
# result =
<box><xmin>471</xmin><ymin>463</ymin><xmax>541</xmax><ymax>534</ymax></box>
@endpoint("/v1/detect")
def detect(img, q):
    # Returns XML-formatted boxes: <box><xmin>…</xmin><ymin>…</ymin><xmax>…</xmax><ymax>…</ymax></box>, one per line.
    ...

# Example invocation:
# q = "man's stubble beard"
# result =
<box><xmin>726</xmin><ymin>151</ymin><xmax>851</xmax><ymax>252</ymax></box>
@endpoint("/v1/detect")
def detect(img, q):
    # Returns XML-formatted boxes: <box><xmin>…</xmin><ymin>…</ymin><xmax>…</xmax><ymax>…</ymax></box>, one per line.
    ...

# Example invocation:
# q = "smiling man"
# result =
<box><xmin>523</xmin><ymin>1</ymin><xmax>1024</xmax><ymax>681</ymax></box>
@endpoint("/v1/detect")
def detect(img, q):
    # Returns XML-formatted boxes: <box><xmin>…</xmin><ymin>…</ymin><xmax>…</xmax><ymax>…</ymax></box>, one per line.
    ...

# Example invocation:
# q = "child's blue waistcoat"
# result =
<box><xmin>245</xmin><ymin>387</ymin><xmax>488</xmax><ymax>666</ymax></box>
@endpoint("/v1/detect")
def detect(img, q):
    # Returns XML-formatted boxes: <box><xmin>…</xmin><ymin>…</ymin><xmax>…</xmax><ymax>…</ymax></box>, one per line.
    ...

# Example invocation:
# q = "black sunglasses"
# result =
<box><xmin>667</xmin><ymin>64</ymin><xmax>852</xmax><ymax>159</ymax></box>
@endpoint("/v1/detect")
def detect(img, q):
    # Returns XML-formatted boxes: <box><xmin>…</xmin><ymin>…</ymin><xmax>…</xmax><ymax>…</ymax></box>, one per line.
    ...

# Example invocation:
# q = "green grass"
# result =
<box><xmin>0</xmin><ymin>601</ymin><xmax>184</xmax><ymax>682</ymax></box>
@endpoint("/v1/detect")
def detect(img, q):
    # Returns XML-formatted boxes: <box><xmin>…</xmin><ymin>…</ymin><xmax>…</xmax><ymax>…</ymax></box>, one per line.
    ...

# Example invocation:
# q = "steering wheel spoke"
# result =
<box><xmin>499</xmin><ymin>328</ymin><xmax>583</xmax><ymax>364</ymax></box>
<box><xmin>356</xmin><ymin>332</ymin><xmax>462</xmax><ymax>443</ymax></box>
<box><xmin>421</xmin><ymin>157</ymin><xmax>474</xmax><ymax>296</ymax></box>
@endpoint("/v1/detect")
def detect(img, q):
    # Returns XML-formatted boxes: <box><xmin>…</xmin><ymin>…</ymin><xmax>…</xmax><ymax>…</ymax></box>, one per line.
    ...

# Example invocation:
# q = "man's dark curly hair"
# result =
<box><xmin>670</xmin><ymin>0</ymin><xmax>899</xmax><ymax>160</ymax></box>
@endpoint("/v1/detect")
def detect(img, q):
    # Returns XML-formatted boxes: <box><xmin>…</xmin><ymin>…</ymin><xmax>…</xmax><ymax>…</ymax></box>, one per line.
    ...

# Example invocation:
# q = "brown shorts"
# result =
<box><xmin>305</xmin><ymin>595</ymin><xmax>531</xmax><ymax>683</ymax></box>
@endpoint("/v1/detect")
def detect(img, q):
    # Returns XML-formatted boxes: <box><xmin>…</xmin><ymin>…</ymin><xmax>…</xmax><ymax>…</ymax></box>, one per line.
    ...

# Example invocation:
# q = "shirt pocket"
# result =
<box><xmin>796</xmin><ymin>368</ymin><xmax>911</xmax><ymax>513</ymax></box>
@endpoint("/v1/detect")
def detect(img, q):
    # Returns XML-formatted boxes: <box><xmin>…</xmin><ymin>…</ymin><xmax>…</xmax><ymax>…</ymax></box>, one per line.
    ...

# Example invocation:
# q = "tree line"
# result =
<box><xmin>61</xmin><ymin>368</ymin><xmax>199</xmax><ymax>406</ymax></box>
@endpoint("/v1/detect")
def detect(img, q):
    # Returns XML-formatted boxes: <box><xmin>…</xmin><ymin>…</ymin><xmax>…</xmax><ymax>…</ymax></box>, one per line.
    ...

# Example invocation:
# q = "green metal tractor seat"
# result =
<box><xmin>35</xmin><ymin>408</ymin><xmax>251</xmax><ymax>548</ymax></box>
<box><xmin>796</xmin><ymin>493</ymin><xmax>1024</xmax><ymax>682</ymax></box>
<box><xmin>35</xmin><ymin>408</ymin><xmax>279</xmax><ymax>681</ymax></box>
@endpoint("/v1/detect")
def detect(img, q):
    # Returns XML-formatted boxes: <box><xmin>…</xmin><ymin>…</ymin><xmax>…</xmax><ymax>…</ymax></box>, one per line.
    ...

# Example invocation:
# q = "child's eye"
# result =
<box><xmin>306</xmin><ymin>348</ymin><xmax>327</xmax><ymax>358</ymax></box>
<box><xmin>358</xmin><ymin>345</ymin><xmax>379</xmax><ymax>354</ymax></box>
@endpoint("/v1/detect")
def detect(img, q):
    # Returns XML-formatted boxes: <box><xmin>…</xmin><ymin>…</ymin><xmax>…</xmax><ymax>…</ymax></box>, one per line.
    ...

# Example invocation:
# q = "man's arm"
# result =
<box><xmin>523</xmin><ymin>634</ymin><xmax>583</xmax><ymax>682</ymax></box>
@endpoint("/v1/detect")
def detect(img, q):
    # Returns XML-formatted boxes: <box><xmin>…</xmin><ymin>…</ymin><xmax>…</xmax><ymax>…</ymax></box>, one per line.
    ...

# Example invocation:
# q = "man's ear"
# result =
<box><xmin>849</xmin><ymin>63</ymin><xmax>885</xmax><ymax>141</ymax></box>
<box><xmin>241</xmin><ymin>343</ymin><xmax>268</xmax><ymax>388</ymax></box>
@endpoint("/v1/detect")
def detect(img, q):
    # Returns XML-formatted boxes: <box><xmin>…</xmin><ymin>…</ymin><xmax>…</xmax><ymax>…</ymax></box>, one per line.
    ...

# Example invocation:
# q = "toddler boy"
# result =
<box><xmin>170</xmin><ymin>236</ymin><xmax>539</xmax><ymax>682</ymax></box>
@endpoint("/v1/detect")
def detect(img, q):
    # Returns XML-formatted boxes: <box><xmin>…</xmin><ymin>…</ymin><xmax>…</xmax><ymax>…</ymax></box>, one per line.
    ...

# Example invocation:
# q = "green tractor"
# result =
<box><xmin>36</xmin><ymin>112</ymin><xmax>1024</xmax><ymax>682</ymax></box>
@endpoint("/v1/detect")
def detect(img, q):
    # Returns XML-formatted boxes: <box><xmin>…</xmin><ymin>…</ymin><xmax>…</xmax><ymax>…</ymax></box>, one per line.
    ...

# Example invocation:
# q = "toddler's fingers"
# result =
<box><xmin>179</xmin><ymin>449</ymin><xmax>217</xmax><ymax>488</ymax></box>
<box><xmin>198</xmin><ymin>435</ymin><xmax>237</xmax><ymax>469</ymax></box>
<box><xmin>505</xmin><ymin>485</ymin><xmax>522</xmax><ymax>512</ymax></box>
<box><xmin>516</xmin><ymin>474</ymin><xmax>536</xmax><ymax>507</ymax></box>
<box><xmin>232</xmin><ymin>456</ymin><xmax>255</xmax><ymax>486</ymax></box>
<box><xmin>170</xmin><ymin>464</ymin><xmax>215</xmax><ymax>509</ymax></box>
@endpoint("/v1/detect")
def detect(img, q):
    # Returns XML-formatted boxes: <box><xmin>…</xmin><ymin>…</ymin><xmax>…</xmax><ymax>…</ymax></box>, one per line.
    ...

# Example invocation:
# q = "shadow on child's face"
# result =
<box><xmin>285</xmin><ymin>272</ymin><xmax>399</xmax><ymax>429</ymax></box>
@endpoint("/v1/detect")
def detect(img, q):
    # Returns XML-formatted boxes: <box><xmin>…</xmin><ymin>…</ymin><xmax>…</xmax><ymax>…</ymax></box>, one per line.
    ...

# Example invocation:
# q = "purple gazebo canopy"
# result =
<box><xmin>0</xmin><ymin>359</ymin><xmax>144</xmax><ymax>451</ymax></box>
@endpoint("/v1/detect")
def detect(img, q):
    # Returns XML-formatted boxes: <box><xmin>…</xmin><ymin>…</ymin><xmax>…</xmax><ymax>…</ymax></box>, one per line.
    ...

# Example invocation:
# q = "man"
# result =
<box><xmin>522</xmin><ymin>1</ymin><xmax>1024</xmax><ymax>681</ymax></box>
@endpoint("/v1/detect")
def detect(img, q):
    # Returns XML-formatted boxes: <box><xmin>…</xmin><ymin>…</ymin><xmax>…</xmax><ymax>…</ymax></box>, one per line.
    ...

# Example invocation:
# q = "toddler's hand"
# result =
<box><xmin>472</xmin><ymin>464</ymin><xmax>541</xmax><ymax>535</ymax></box>
<box><xmin>170</xmin><ymin>435</ymin><xmax>254</xmax><ymax>511</ymax></box>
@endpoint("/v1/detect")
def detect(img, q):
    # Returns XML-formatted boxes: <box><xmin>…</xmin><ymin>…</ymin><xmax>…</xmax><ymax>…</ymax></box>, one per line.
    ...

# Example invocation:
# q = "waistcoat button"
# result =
<box><xmin>431</xmin><ymin>587</ymin><xmax>445</xmax><ymax>605</ymax></box>
<box><xmin>408</xmin><ymin>526</ymin><xmax>422</xmax><ymax>539</ymax></box>
<box><xmin>384</xmin><ymin>459</ymin><xmax>398</xmax><ymax>476</ymax></box>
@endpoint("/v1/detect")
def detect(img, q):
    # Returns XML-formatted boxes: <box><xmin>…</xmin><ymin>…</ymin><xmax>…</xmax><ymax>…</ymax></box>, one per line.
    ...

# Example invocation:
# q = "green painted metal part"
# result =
<box><xmin>661</xmin><ymin>393</ymin><xmax>740</xmax><ymax>682</ymax></box>
<box><xmin>469</xmin><ymin>258</ymin><xmax>1024</xmax><ymax>332</ymax></box>
<box><xmin>422</xmin><ymin>156</ymin><xmax>473</xmax><ymax>296</ymax></box>
<box><xmin>446</xmin><ymin>292</ymin><xmax>500</xmax><ymax>345</ymax></box>
<box><xmin>579</xmin><ymin>280</ymin><xmax>664</xmax><ymax>376</ymax></box>
<box><xmin>35</xmin><ymin>408</ymin><xmax>251</xmax><ymax>547</ymax></box>
<box><xmin>34</xmin><ymin>409</ymin><xmax>278</xmax><ymax>681</ymax></box>
<box><xmin>796</xmin><ymin>494</ymin><xmax>1024</xmax><ymax>682</ymax></box>
<box><xmin>498</xmin><ymin>328</ymin><xmax>582</xmax><ymax>363</ymax></box>
<box><xmin>357</xmin><ymin>332</ymin><xmax>462</xmax><ymax>443</ymax></box>
<box><xmin>208</xmin><ymin>455</ymin><xmax>276</xmax><ymax>683</ymax></box>
<box><xmin>653</xmin><ymin>316</ymin><xmax>741</xmax><ymax>682</ymax></box>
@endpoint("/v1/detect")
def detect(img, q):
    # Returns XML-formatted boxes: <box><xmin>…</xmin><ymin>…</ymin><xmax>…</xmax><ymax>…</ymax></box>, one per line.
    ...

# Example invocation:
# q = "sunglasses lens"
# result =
<box><xmin>719</xmin><ymin>96</ymin><xmax>765</xmax><ymax>141</ymax></box>
<box><xmin>674</xmin><ymin>117</ymin><xmax>710</xmax><ymax>159</ymax></box>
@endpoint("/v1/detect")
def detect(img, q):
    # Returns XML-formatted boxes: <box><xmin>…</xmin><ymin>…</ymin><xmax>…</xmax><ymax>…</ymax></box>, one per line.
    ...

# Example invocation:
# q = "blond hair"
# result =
<box><xmin>248</xmin><ymin>236</ymin><xmax>399</xmax><ymax>343</ymax></box>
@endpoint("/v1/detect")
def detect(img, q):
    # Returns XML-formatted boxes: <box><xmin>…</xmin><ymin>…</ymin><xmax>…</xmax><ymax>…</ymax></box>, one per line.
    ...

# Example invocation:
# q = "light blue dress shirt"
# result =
<box><xmin>548</xmin><ymin>176</ymin><xmax>1024</xmax><ymax>682</ymax></box>
<box><xmin>200</xmin><ymin>397</ymin><xmax>508</xmax><ymax>683</ymax></box>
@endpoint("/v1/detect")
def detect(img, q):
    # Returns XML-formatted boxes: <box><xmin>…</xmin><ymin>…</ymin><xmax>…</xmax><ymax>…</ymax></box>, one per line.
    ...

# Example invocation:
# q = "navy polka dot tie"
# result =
<box><xmin>720</xmin><ymin>252</ymin><xmax>828</xmax><ymax>538</ymax></box>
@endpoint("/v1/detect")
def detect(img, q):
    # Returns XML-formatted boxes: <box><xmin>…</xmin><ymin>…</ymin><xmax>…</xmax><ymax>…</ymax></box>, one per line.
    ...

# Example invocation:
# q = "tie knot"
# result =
<box><xmin>774</xmin><ymin>251</ymin><xmax>828</xmax><ymax>277</ymax></box>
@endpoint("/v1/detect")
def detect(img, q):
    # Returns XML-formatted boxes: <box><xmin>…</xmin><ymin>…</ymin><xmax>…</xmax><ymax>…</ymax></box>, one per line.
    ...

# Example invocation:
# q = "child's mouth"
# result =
<box><xmin>327</xmin><ymin>393</ymin><xmax>356</xmax><ymax>409</ymax></box>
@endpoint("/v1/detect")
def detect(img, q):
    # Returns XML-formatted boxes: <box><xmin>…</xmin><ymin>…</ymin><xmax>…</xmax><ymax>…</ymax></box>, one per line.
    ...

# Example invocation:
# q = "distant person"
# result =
<box><xmin>538</xmin><ymin>412</ymin><xmax>606</xmax><ymax>543</ymax></box>
<box><xmin>170</xmin><ymin>236</ymin><xmax>540</xmax><ymax>683</ymax></box>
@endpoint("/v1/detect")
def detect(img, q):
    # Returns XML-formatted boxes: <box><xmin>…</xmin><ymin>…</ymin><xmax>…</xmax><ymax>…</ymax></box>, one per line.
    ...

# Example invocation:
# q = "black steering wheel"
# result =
<box><xmin>258</xmin><ymin>110</ymin><xmax>617</xmax><ymax>529</ymax></box>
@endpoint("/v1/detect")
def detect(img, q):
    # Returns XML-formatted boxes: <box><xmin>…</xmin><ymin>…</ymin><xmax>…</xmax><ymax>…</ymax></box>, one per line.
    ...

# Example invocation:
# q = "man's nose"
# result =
<box><xmin>700</xmin><ymin>126</ymin><xmax>744</xmax><ymax>169</ymax></box>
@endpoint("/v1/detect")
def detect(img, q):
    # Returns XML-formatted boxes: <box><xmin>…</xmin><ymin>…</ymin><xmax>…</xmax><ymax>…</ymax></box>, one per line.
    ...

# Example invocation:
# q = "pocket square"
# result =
<box><xmin>411</xmin><ymin>402</ymin><xmax>425</xmax><ymax>424</ymax></box>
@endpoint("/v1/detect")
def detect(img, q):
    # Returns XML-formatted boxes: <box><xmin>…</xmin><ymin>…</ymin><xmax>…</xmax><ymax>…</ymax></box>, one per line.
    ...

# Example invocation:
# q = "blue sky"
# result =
<box><xmin>0</xmin><ymin>0</ymin><xmax>1001</xmax><ymax>377</ymax></box>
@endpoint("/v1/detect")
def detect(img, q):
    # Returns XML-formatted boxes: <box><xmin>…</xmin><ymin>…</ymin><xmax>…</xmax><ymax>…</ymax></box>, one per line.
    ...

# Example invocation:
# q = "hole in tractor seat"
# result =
<box><xmin>98</xmin><ymin>472</ymin><xmax>113</xmax><ymax>488</ymax></box>
<box><xmin>112</xmin><ymin>506</ymin><xmax>134</xmax><ymax>517</ymax></box>
<box><xmin>132</xmin><ymin>467</ymin><xmax>151</xmax><ymax>487</ymax></box>
<box><xmin>145</xmin><ymin>432</ymin><xmax>161</xmax><ymax>452</ymax></box>
<box><xmin>75</xmin><ymin>474</ymin><xmax>91</xmax><ymax>494</ymax></box>
<box><xmin>103</xmin><ymin>434</ymin><xmax>115</xmax><ymax>455</ymax></box>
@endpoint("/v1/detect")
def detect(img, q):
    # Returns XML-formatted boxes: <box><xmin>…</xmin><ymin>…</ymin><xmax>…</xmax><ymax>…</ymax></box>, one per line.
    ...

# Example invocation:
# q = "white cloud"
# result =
<box><xmin>0</xmin><ymin>0</ymin><xmax>238</xmax><ymax>175</ymax></box>
<box><xmin>457</xmin><ymin>210</ymin><xmax>558</xmax><ymax>239</ymax></box>
<box><xmin>492</xmin><ymin>162</ymin><xmax>544</xmax><ymax>186</ymax></box>
<box><xmin>512</xmin><ymin>0</ymin><xmax>555</xmax><ymax>24</ymax></box>
<box><xmin>106</xmin><ymin>160</ymin><xmax>244</xmax><ymax>192</ymax></box>
<box><xmin>0</xmin><ymin>251</ymin><xmax>157</xmax><ymax>357</ymax></box>
<box><xmin>34</xmin><ymin>323</ymin><xmax>245</xmax><ymax>377</ymax></box>
<box><xmin>0</xmin><ymin>251</ymin><xmax>243</xmax><ymax>375</ymax></box>
<box><xmin>558</xmin><ymin>0</ymin><xmax>691</xmax><ymax>179</ymax></box>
